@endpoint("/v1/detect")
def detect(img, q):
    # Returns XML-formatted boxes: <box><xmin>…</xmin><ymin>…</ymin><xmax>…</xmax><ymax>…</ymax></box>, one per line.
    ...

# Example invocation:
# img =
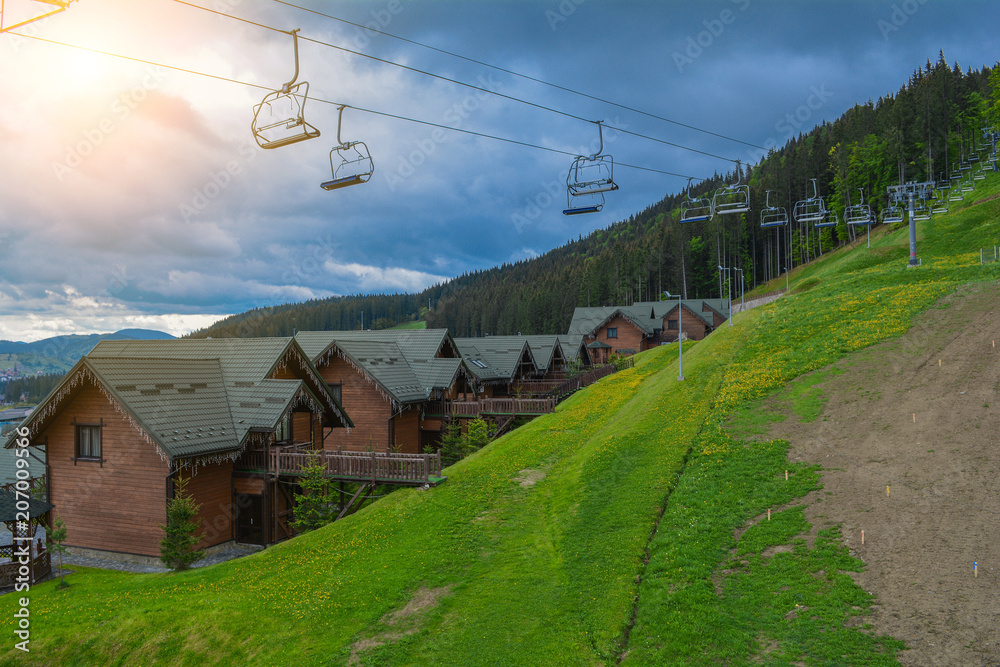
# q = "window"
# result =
<box><xmin>327</xmin><ymin>383</ymin><xmax>342</xmax><ymax>403</ymax></box>
<box><xmin>75</xmin><ymin>424</ymin><xmax>102</xmax><ymax>461</ymax></box>
<box><xmin>276</xmin><ymin>413</ymin><xmax>292</xmax><ymax>442</ymax></box>
<box><xmin>606</xmin><ymin>327</ymin><xmax>618</xmax><ymax>339</ymax></box>
<box><xmin>667</xmin><ymin>319</ymin><xmax>678</xmax><ymax>330</ymax></box>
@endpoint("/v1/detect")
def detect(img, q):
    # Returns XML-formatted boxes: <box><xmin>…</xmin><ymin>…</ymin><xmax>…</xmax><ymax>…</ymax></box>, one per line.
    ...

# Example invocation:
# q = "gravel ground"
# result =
<box><xmin>60</xmin><ymin>544</ymin><xmax>263</xmax><ymax>574</ymax></box>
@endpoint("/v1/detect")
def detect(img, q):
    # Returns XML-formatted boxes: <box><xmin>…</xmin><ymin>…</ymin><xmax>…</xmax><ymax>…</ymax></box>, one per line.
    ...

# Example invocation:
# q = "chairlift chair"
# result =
<box><xmin>251</xmin><ymin>29</ymin><xmax>321</xmax><ymax>150</ymax></box>
<box><xmin>880</xmin><ymin>204</ymin><xmax>903</xmax><ymax>224</ymax></box>
<box><xmin>679</xmin><ymin>178</ymin><xmax>713</xmax><ymax>223</ymax></box>
<box><xmin>759</xmin><ymin>190</ymin><xmax>788</xmax><ymax>228</ymax></box>
<box><xmin>321</xmin><ymin>106</ymin><xmax>374</xmax><ymax>191</ymax></box>
<box><xmin>912</xmin><ymin>198</ymin><xmax>931</xmax><ymax>221</ymax></box>
<box><xmin>814</xmin><ymin>208</ymin><xmax>838</xmax><ymax>229</ymax></box>
<box><xmin>712</xmin><ymin>160</ymin><xmax>751</xmax><ymax>215</ymax></box>
<box><xmin>845</xmin><ymin>189</ymin><xmax>874</xmax><ymax>226</ymax></box>
<box><xmin>563</xmin><ymin>190</ymin><xmax>604</xmax><ymax>216</ymax></box>
<box><xmin>793</xmin><ymin>178</ymin><xmax>828</xmax><ymax>223</ymax></box>
<box><xmin>566</xmin><ymin>121</ymin><xmax>618</xmax><ymax>197</ymax></box>
<box><xmin>973</xmin><ymin>162</ymin><xmax>987</xmax><ymax>181</ymax></box>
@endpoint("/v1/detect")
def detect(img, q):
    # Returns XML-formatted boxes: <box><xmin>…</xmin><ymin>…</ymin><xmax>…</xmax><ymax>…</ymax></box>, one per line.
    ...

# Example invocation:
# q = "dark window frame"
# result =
<box><xmin>667</xmin><ymin>319</ymin><xmax>679</xmax><ymax>330</ymax></box>
<box><xmin>606</xmin><ymin>327</ymin><xmax>618</xmax><ymax>339</ymax></box>
<box><xmin>74</xmin><ymin>422</ymin><xmax>103</xmax><ymax>464</ymax></box>
<box><xmin>327</xmin><ymin>382</ymin><xmax>343</xmax><ymax>404</ymax></box>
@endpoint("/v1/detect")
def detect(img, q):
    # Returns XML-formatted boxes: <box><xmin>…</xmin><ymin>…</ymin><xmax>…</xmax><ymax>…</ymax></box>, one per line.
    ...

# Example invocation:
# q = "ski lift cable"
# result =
<box><xmin>269</xmin><ymin>0</ymin><xmax>767</xmax><ymax>152</ymax></box>
<box><xmin>170</xmin><ymin>0</ymin><xmax>742</xmax><ymax>165</ymax></box>
<box><xmin>9</xmin><ymin>30</ymin><xmax>698</xmax><ymax>181</ymax></box>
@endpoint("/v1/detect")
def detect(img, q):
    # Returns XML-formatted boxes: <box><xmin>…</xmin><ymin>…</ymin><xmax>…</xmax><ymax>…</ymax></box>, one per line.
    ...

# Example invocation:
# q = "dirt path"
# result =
<box><xmin>768</xmin><ymin>281</ymin><xmax>1000</xmax><ymax>666</ymax></box>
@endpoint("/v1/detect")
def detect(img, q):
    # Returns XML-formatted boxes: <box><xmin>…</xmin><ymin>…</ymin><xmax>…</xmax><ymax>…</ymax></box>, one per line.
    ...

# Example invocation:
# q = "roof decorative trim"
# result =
<box><xmin>25</xmin><ymin>362</ymin><xmax>168</xmax><ymax>462</ymax></box>
<box><xmin>333</xmin><ymin>347</ymin><xmax>399</xmax><ymax>412</ymax></box>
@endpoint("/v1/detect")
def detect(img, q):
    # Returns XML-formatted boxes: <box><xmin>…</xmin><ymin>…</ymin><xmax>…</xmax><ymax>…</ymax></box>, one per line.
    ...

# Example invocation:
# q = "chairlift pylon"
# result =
<box><xmin>793</xmin><ymin>178</ymin><xmax>828</xmax><ymax>223</ymax></box>
<box><xmin>712</xmin><ymin>160</ymin><xmax>750</xmax><ymax>215</ymax></box>
<box><xmin>321</xmin><ymin>105</ymin><xmax>374</xmax><ymax>191</ymax></box>
<box><xmin>680</xmin><ymin>178</ymin><xmax>712</xmax><ymax>223</ymax></box>
<box><xmin>759</xmin><ymin>190</ymin><xmax>788</xmax><ymax>228</ymax></box>
<box><xmin>251</xmin><ymin>29</ymin><xmax>321</xmax><ymax>150</ymax></box>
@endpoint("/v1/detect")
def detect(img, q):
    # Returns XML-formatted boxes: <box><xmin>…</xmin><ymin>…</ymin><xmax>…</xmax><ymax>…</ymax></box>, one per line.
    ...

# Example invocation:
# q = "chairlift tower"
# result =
<box><xmin>907</xmin><ymin>193</ymin><xmax>919</xmax><ymax>267</ymax></box>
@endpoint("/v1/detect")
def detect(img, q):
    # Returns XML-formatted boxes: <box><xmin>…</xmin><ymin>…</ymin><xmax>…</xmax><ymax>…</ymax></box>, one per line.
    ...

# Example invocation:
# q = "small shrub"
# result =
<box><xmin>160</xmin><ymin>476</ymin><xmax>203</xmax><ymax>571</ymax></box>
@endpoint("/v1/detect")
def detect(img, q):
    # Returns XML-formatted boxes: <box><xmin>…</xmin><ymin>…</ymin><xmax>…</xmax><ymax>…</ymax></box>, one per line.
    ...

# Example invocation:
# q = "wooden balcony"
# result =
<box><xmin>449</xmin><ymin>397</ymin><xmax>556</xmax><ymax>418</ymax></box>
<box><xmin>267</xmin><ymin>448</ymin><xmax>444</xmax><ymax>486</ymax></box>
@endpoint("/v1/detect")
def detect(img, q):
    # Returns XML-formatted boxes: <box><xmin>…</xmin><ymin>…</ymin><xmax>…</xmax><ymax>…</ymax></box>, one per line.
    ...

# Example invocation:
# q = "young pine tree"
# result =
<box><xmin>160</xmin><ymin>475</ymin><xmax>203</xmax><ymax>571</ymax></box>
<box><xmin>439</xmin><ymin>420</ymin><xmax>466</xmax><ymax>466</ymax></box>
<box><xmin>48</xmin><ymin>517</ymin><xmax>69</xmax><ymax>589</ymax></box>
<box><xmin>465</xmin><ymin>418</ymin><xmax>491</xmax><ymax>453</ymax></box>
<box><xmin>290</xmin><ymin>452</ymin><xmax>333</xmax><ymax>533</ymax></box>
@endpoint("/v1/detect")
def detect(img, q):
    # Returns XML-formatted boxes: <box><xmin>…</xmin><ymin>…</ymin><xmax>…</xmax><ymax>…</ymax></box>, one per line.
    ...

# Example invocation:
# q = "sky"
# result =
<box><xmin>0</xmin><ymin>0</ymin><xmax>997</xmax><ymax>342</ymax></box>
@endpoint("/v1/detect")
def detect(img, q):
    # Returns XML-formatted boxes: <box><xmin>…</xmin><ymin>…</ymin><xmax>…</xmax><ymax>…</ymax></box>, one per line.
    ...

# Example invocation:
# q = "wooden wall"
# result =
<box><xmin>661</xmin><ymin>305</ymin><xmax>709</xmax><ymax>342</ymax></box>
<box><xmin>596</xmin><ymin>315</ymin><xmax>648</xmax><ymax>356</ymax></box>
<box><xmin>392</xmin><ymin>409</ymin><xmax>421</xmax><ymax>454</ymax></box>
<box><xmin>185</xmin><ymin>460</ymin><xmax>234</xmax><ymax>551</ymax></box>
<box><xmin>317</xmin><ymin>355</ymin><xmax>392</xmax><ymax>452</ymax></box>
<box><xmin>46</xmin><ymin>384</ymin><xmax>170</xmax><ymax>557</ymax></box>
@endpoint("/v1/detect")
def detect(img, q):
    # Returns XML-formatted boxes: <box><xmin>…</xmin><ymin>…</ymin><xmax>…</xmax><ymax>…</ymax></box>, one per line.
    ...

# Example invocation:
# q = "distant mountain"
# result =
<box><xmin>0</xmin><ymin>329</ymin><xmax>175</xmax><ymax>377</ymax></box>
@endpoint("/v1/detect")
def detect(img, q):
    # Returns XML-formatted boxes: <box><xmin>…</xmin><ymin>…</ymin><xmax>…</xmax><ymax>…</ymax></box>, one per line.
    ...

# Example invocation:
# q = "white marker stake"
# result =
<box><xmin>912</xmin><ymin>413</ymin><xmax>916</xmax><ymax>423</ymax></box>
<box><xmin>974</xmin><ymin>562</ymin><xmax>978</xmax><ymax>578</ymax></box>
<box><xmin>938</xmin><ymin>359</ymin><xmax>941</xmax><ymax>367</ymax></box>
<box><xmin>785</xmin><ymin>470</ymin><xmax>789</xmax><ymax>481</ymax></box>
<box><xmin>767</xmin><ymin>508</ymin><xmax>771</xmax><ymax>521</ymax></box>
<box><xmin>861</xmin><ymin>530</ymin><xmax>865</xmax><ymax>545</ymax></box>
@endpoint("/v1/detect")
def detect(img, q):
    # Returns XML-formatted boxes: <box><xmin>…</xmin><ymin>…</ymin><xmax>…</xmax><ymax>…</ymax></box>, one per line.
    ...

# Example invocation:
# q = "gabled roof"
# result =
<box><xmin>5</xmin><ymin>338</ymin><xmax>350</xmax><ymax>461</ymax></box>
<box><xmin>567</xmin><ymin>306</ymin><xmax>657</xmax><ymax>337</ymax></box>
<box><xmin>459</xmin><ymin>335</ymin><xmax>564</xmax><ymax>374</ymax></box>
<box><xmin>295</xmin><ymin>330</ymin><xmax>465</xmax><ymax>406</ymax></box>
<box><xmin>555</xmin><ymin>334</ymin><xmax>592</xmax><ymax>365</ymax></box>
<box><xmin>452</xmin><ymin>337</ymin><xmax>538</xmax><ymax>382</ymax></box>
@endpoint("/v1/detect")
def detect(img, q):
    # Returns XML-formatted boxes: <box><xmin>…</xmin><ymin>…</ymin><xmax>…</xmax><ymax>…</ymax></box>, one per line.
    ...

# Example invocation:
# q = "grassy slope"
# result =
<box><xmin>4</xmin><ymin>175</ymin><xmax>999</xmax><ymax>665</ymax></box>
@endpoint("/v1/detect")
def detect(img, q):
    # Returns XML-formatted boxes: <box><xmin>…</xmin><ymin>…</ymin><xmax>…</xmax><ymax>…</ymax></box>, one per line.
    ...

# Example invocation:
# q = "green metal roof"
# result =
<box><xmin>295</xmin><ymin>330</ymin><xmax>464</xmax><ymax>405</ymax></box>
<box><xmin>0</xmin><ymin>489</ymin><xmax>53</xmax><ymax>522</ymax></box>
<box><xmin>568</xmin><ymin>300</ymin><xmax>730</xmax><ymax>337</ymax></box>
<box><xmin>6</xmin><ymin>338</ymin><xmax>350</xmax><ymax>461</ymax></box>
<box><xmin>452</xmin><ymin>337</ymin><xmax>537</xmax><ymax>382</ymax></box>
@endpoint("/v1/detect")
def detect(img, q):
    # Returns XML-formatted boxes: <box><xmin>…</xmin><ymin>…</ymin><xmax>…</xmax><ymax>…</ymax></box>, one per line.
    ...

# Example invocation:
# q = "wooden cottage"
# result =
<box><xmin>3</xmin><ymin>338</ymin><xmax>352</xmax><ymax>559</ymax></box>
<box><xmin>295</xmin><ymin>329</ymin><xmax>470</xmax><ymax>455</ymax></box>
<box><xmin>567</xmin><ymin>299</ymin><xmax>730</xmax><ymax>361</ymax></box>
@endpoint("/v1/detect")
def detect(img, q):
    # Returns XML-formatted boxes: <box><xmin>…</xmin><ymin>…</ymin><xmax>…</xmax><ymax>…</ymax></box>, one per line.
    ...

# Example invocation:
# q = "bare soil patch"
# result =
<box><xmin>768</xmin><ymin>281</ymin><xmax>1000</xmax><ymax>666</ymax></box>
<box><xmin>348</xmin><ymin>586</ymin><xmax>452</xmax><ymax>665</ymax></box>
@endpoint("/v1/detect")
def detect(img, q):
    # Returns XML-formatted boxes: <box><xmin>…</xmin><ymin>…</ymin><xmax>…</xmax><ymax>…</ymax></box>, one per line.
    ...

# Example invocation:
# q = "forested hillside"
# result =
<box><xmin>190</xmin><ymin>54</ymin><xmax>997</xmax><ymax>339</ymax></box>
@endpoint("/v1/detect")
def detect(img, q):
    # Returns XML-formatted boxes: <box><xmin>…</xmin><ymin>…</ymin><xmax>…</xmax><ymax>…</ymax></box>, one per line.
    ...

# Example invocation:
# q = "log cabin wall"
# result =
<box><xmin>391</xmin><ymin>409</ymin><xmax>421</xmax><ymax>454</ymax></box>
<box><xmin>45</xmin><ymin>383</ymin><xmax>170</xmax><ymax>557</ymax></box>
<box><xmin>184</xmin><ymin>460</ymin><xmax>235</xmax><ymax>551</ymax></box>
<box><xmin>662</xmin><ymin>305</ymin><xmax>709</xmax><ymax>342</ymax></box>
<box><xmin>316</xmin><ymin>355</ymin><xmax>392</xmax><ymax>452</ymax></box>
<box><xmin>595</xmin><ymin>315</ymin><xmax>647</xmax><ymax>356</ymax></box>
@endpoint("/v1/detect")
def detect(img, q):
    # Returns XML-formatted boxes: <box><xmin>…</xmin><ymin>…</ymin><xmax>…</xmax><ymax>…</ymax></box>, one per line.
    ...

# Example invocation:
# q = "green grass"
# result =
<box><xmin>388</xmin><ymin>320</ymin><xmax>427</xmax><ymax>329</ymax></box>
<box><xmin>5</xmin><ymin>172</ymin><xmax>1000</xmax><ymax>665</ymax></box>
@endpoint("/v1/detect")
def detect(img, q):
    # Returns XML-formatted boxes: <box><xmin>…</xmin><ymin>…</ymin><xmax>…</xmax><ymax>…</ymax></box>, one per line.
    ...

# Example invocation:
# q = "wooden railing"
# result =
<box><xmin>0</xmin><ymin>549</ymin><xmax>50</xmax><ymax>589</ymax></box>
<box><xmin>450</xmin><ymin>397</ymin><xmax>556</xmax><ymax>417</ymax></box>
<box><xmin>268</xmin><ymin>449</ymin><xmax>443</xmax><ymax>484</ymax></box>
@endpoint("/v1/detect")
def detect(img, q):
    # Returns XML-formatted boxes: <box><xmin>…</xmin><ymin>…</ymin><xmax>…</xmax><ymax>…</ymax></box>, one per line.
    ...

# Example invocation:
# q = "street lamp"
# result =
<box><xmin>718</xmin><ymin>265</ymin><xmax>733</xmax><ymax>326</ymax></box>
<box><xmin>733</xmin><ymin>267</ymin><xmax>745</xmax><ymax>314</ymax></box>
<box><xmin>663</xmin><ymin>291</ymin><xmax>684</xmax><ymax>381</ymax></box>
